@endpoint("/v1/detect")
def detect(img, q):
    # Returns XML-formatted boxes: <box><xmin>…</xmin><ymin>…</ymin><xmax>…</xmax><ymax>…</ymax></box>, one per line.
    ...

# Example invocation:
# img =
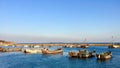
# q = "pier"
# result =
<box><xmin>15</xmin><ymin>43</ymin><xmax>112</xmax><ymax>47</ymax></box>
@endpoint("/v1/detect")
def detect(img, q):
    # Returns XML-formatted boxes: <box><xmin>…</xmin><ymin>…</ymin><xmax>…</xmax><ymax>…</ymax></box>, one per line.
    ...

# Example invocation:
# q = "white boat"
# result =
<box><xmin>41</xmin><ymin>48</ymin><xmax>63</xmax><ymax>54</ymax></box>
<box><xmin>24</xmin><ymin>45</ymin><xmax>29</xmax><ymax>47</ymax></box>
<box><xmin>24</xmin><ymin>49</ymin><xmax>42</xmax><ymax>53</ymax></box>
<box><xmin>108</xmin><ymin>36</ymin><xmax>120</xmax><ymax>48</ymax></box>
<box><xmin>108</xmin><ymin>44</ymin><xmax>120</xmax><ymax>48</ymax></box>
<box><xmin>33</xmin><ymin>45</ymin><xmax>40</xmax><ymax>48</ymax></box>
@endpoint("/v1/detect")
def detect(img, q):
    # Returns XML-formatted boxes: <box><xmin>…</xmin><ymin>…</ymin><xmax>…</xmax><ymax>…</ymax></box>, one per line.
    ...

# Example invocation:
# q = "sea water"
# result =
<box><xmin>0</xmin><ymin>46</ymin><xmax>120</xmax><ymax>68</ymax></box>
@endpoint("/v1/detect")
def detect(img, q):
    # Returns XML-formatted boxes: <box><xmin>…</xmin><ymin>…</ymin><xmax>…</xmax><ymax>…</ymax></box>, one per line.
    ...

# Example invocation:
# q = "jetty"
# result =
<box><xmin>0</xmin><ymin>40</ymin><xmax>117</xmax><ymax>48</ymax></box>
<box><xmin>14</xmin><ymin>43</ymin><xmax>112</xmax><ymax>47</ymax></box>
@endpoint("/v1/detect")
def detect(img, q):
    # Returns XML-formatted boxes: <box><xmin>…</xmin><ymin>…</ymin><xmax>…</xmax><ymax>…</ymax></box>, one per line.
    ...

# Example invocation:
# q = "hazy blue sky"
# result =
<box><xmin>0</xmin><ymin>0</ymin><xmax>120</xmax><ymax>43</ymax></box>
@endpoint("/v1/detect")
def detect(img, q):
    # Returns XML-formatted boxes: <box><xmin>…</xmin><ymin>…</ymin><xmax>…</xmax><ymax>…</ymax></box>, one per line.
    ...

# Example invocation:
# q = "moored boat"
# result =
<box><xmin>5</xmin><ymin>48</ymin><xmax>22</xmax><ymax>52</ymax></box>
<box><xmin>81</xmin><ymin>44</ymin><xmax>89</xmax><ymax>48</ymax></box>
<box><xmin>89</xmin><ymin>50</ymin><xmax>96</xmax><ymax>57</ymax></box>
<box><xmin>96</xmin><ymin>51</ymin><xmax>112</xmax><ymax>60</ymax></box>
<box><xmin>0</xmin><ymin>47</ymin><xmax>22</xmax><ymax>52</ymax></box>
<box><xmin>24</xmin><ymin>49</ymin><xmax>42</xmax><ymax>54</ymax></box>
<box><xmin>33</xmin><ymin>45</ymin><xmax>40</xmax><ymax>48</ymax></box>
<box><xmin>0</xmin><ymin>47</ymin><xmax>4</xmax><ymax>52</ymax></box>
<box><xmin>108</xmin><ymin>36</ymin><xmax>120</xmax><ymax>48</ymax></box>
<box><xmin>79</xmin><ymin>50</ymin><xmax>91</xmax><ymax>58</ymax></box>
<box><xmin>108</xmin><ymin>44</ymin><xmax>120</xmax><ymax>48</ymax></box>
<box><xmin>69</xmin><ymin>52</ymin><xmax>79</xmax><ymax>58</ymax></box>
<box><xmin>69</xmin><ymin>50</ymin><xmax>96</xmax><ymax>58</ymax></box>
<box><xmin>41</xmin><ymin>48</ymin><xmax>63</xmax><ymax>54</ymax></box>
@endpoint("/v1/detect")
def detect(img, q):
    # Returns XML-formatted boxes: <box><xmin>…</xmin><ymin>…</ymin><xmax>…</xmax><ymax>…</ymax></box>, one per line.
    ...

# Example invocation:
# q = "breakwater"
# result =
<box><xmin>16</xmin><ymin>43</ymin><xmax>112</xmax><ymax>46</ymax></box>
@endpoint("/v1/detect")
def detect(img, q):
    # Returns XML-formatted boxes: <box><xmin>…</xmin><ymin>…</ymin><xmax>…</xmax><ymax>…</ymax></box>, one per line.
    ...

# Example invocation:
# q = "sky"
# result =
<box><xmin>0</xmin><ymin>0</ymin><xmax>120</xmax><ymax>43</ymax></box>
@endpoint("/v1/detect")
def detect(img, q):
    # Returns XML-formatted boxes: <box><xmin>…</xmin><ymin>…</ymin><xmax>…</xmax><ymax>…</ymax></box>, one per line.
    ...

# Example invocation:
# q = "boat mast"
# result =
<box><xmin>112</xmin><ymin>36</ymin><xmax>114</xmax><ymax>45</ymax></box>
<box><xmin>84</xmin><ymin>38</ymin><xmax>87</xmax><ymax>44</ymax></box>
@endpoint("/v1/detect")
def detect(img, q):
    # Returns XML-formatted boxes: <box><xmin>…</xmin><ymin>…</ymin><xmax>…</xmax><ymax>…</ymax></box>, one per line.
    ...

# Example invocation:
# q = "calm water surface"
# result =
<box><xmin>0</xmin><ymin>46</ymin><xmax>120</xmax><ymax>68</ymax></box>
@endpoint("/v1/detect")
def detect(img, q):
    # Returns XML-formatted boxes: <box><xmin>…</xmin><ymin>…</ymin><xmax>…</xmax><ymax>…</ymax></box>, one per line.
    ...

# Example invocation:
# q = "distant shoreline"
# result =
<box><xmin>15</xmin><ymin>43</ymin><xmax>113</xmax><ymax>46</ymax></box>
<box><xmin>17</xmin><ymin>42</ymin><xmax>120</xmax><ymax>44</ymax></box>
<box><xmin>0</xmin><ymin>40</ymin><xmax>120</xmax><ymax>46</ymax></box>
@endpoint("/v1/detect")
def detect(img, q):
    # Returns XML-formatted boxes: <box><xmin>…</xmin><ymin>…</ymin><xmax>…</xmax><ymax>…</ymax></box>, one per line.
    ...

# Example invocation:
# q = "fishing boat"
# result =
<box><xmin>80</xmin><ymin>44</ymin><xmax>89</xmax><ymax>48</ymax></box>
<box><xmin>81</xmin><ymin>45</ymin><xmax>89</xmax><ymax>48</ymax></box>
<box><xmin>24</xmin><ymin>45</ymin><xmax>29</xmax><ymax>48</ymax></box>
<box><xmin>79</xmin><ymin>50</ymin><xmax>91</xmax><ymax>58</ymax></box>
<box><xmin>0</xmin><ymin>47</ymin><xmax>4</xmax><ymax>52</ymax></box>
<box><xmin>108</xmin><ymin>44</ymin><xmax>120</xmax><ymax>48</ymax></box>
<box><xmin>24</xmin><ymin>49</ymin><xmax>42</xmax><ymax>54</ymax></box>
<box><xmin>6</xmin><ymin>48</ymin><xmax>22</xmax><ymax>52</ymax></box>
<box><xmin>33</xmin><ymin>45</ymin><xmax>40</xmax><ymax>48</ymax></box>
<box><xmin>89</xmin><ymin>50</ymin><xmax>96</xmax><ymax>57</ymax></box>
<box><xmin>64</xmin><ymin>45</ymin><xmax>81</xmax><ymax>48</ymax></box>
<box><xmin>41</xmin><ymin>48</ymin><xmax>63</xmax><ymax>54</ymax></box>
<box><xmin>96</xmin><ymin>51</ymin><xmax>112</xmax><ymax>60</ymax></box>
<box><xmin>69</xmin><ymin>50</ymin><xmax>96</xmax><ymax>58</ymax></box>
<box><xmin>108</xmin><ymin>36</ymin><xmax>120</xmax><ymax>48</ymax></box>
<box><xmin>0</xmin><ymin>47</ymin><xmax>22</xmax><ymax>52</ymax></box>
<box><xmin>80</xmin><ymin>39</ymin><xmax>89</xmax><ymax>48</ymax></box>
<box><xmin>69</xmin><ymin>52</ymin><xmax>79</xmax><ymax>58</ymax></box>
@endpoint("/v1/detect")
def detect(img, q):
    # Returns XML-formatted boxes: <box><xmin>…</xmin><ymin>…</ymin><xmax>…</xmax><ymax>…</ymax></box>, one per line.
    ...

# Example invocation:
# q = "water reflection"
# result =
<box><xmin>97</xmin><ymin>58</ymin><xmax>112</xmax><ymax>63</ymax></box>
<box><xmin>69</xmin><ymin>57</ymin><xmax>89</xmax><ymax>61</ymax></box>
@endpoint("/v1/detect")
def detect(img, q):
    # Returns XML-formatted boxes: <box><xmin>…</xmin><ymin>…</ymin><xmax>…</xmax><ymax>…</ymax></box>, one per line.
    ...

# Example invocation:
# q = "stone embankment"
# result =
<box><xmin>0</xmin><ymin>40</ymin><xmax>112</xmax><ymax>47</ymax></box>
<box><xmin>0</xmin><ymin>40</ymin><xmax>15</xmax><ymax>46</ymax></box>
<box><xmin>0</xmin><ymin>47</ymin><xmax>22</xmax><ymax>52</ymax></box>
<box><xmin>16</xmin><ymin>43</ymin><xmax>112</xmax><ymax>47</ymax></box>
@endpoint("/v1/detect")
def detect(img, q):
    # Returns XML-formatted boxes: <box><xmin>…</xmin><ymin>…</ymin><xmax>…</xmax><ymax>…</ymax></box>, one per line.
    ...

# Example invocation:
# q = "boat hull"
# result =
<box><xmin>96</xmin><ymin>51</ymin><xmax>112</xmax><ymax>60</ymax></box>
<box><xmin>69</xmin><ymin>50</ymin><xmax>96</xmax><ymax>58</ymax></box>
<box><xmin>24</xmin><ymin>49</ymin><xmax>42</xmax><ymax>54</ymax></box>
<box><xmin>41</xmin><ymin>49</ymin><xmax>63</xmax><ymax>54</ymax></box>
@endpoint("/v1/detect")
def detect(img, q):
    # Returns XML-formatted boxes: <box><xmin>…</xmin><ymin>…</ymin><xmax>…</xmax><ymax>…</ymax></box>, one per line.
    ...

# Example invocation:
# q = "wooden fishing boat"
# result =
<box><xmin>96</xmin><ymin>51</ymin><xmax>112</xmax><ymax>60</ymax></box>
<box><xmin>81</xmin><ymin>44</ymin><xmax>89</xmax><ymax>48</ymax></box>
<box><xmin>69</xmin><ymin>50</ymin><xmax>96</xmax><ymax>58</ymax></box>
<box><xmin>24</xmin><ymin>49</ymin><xmax>42</xmax><ymax>54</ymax></box>
<box><xmin>6</xmin><ymin>48</ymin><xmax>22</xmax><ymax>52</ymax></box>
<box><xmin>108</xmin><ymin>44</ymin><xmax>120</xmax><ymax>48</ymax></box>
<box><xmin>89</xmin><ymin>50</ymin><xmax>96</xmax><ymax>57</ymax></box>
<box><xmin>108</xmin><ymin>36</ymin><xmax>120</xmax><ymax>48</ymax></box>
<box><xmin>79</xmin><ymin>50</ymin><xmax>91</xmax><ymax>58</ymax></box>
<box><xmin>41</xmin><ymin>48</ymin><xmax>63</xmax><ymax>54</ymax></box>
<box><xmin>69</xmin><ymin>52</ymin><xmax>79</xmax><ymax>58</ymax></box>
<box><xmin>0</xmin><ymin>47</ymin><xmax>22</xmax><ymax>52</ymax></box>
<box><xmin>0</xmin><ymin>47</ymin><xmax>4</xmax><ymax>52</ymax></box>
